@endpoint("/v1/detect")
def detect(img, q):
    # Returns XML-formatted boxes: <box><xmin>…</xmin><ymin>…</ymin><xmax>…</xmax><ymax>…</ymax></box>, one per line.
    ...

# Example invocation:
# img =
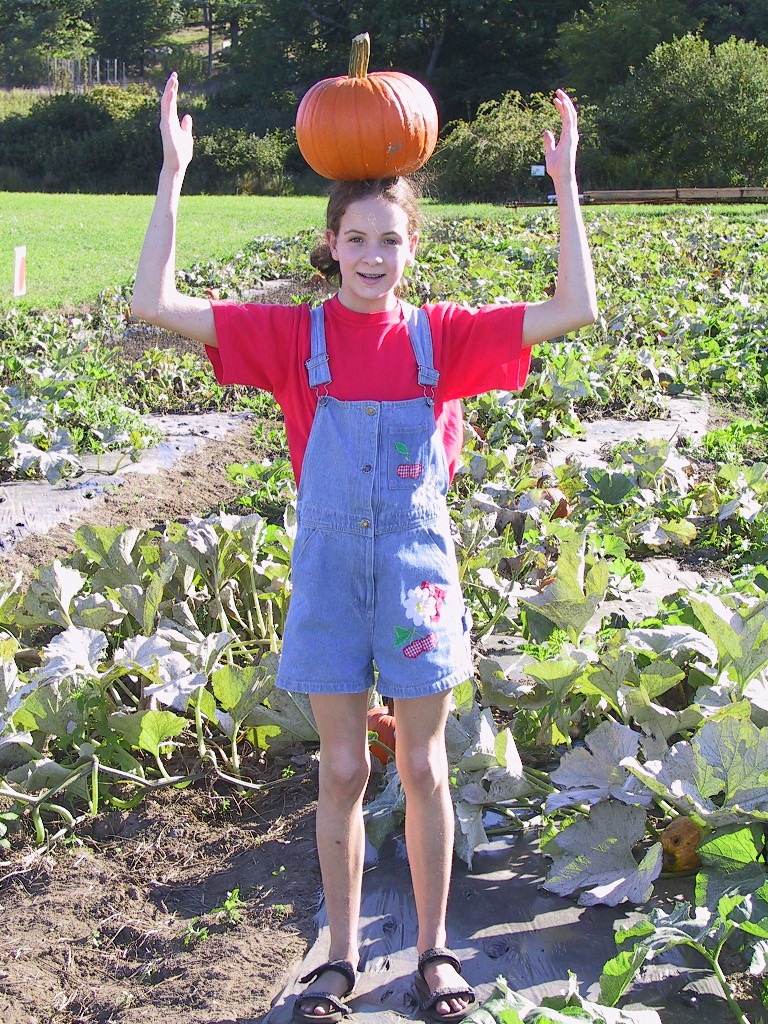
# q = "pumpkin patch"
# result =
<box><xmin>295</xmin><ymin>33</ymin><xmax>439</xmax><ymax>180</ymax></box>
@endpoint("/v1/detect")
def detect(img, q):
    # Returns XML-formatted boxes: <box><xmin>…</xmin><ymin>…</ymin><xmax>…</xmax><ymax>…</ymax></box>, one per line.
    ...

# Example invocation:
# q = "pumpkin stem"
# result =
<box><xmin>348</xmin><ymin>32</ymin><xmax>370</xmax><ymax>79</ymax></box>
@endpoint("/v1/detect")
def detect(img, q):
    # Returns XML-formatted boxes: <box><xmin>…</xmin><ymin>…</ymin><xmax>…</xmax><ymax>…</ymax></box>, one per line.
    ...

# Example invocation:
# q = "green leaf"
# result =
<box><xmin>196</xmin><ymin>686</ymin><xmax>217</xmax><ymax>723</ymax></box>
<box><xmin>519</xmin><ymin>531</ymin><xmax>609</xmax><ymax>643</ymax></box>
<box><xmin>543</xmin><ymin>802</ymin><xmax>663</xmax><ymax>906</ymax></box>
<box><xmin>689</xmin><ymin>594</ymin><xmax>768</xmax><ymax>686</ymax></box>
<box><xmin>452</xmin><ymin>678</ymin><xmax>476</xmax><ymax>713</ymax></box>
<box><xmin>74</xmin><ymin>524</ymin><xmax>144</xmax><ymax>589</ymax></box>
<box><xmin>245</xmin><ymin>685</ymin><xmax>318</xmax><ymax>748</ymax></box>
<box><xmin>18</xmin><ymin>560</ymin><xmax>86</xmax><ymax>628</ymax></box>
<box><xmin>599</xmin><ymin>947</ymin><xmax>650</xmax><ymax>1008</ymax></box>
<box><xmin>698</xmin><ymin>825</ymin><xmax>764</xmax><ymax>873</ymax></box>
<box><xmin>695</xmin><ymin>864</ymin><xmax>767</xmax><ymax>914</ymax></box>
<box><xmin>142</xmin><ymin>553</ymin><xmax>179</xmax><ymax>635</ymax></box>
<box><xmin>395</xmin><ymin>441</ymin><xmax>409</xmax><ymax>456</ymax></box>
<box><xmin>526</xmin><ymin>654</ymin><xmax>592</xmax><ymax>703</ymax></box>
<box><xmin>364</xmin><ymin>768</ymin><xmax>405</xmax><ymax>849</ymax></box>
<box><xmin>394</xmin><ymin>626</ymin><xmax>414</xmax><ymax>647</ymax></box>
<box><xmin>109</xmin><ymin>709</ymin><xmax>187</xmax><ymax>757</ymax></box>
<box><xmin>212</xmin><ymin>663</ymin><xmax>274</xmax><ymax>721</ymax></box>
<box><xmin>547</xmin><ymin>720</ymin><xmax>646</xmax><ymax>812</ymax></box>
<box><xmin>585</xmin><ymin>469</ymin><xmax>638</xmax><ymax>505</ymax></box>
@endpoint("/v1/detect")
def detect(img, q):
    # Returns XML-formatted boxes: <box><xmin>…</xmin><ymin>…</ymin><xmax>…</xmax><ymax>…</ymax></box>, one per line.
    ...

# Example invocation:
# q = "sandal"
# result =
<box><xmin>291</xmin><ymin>959</ymin><xmax>356</xmax><ymax>1024</ymax></box>
<box><xmin>414</xmin><ymin>947</ymin><xmax>478</xmax><ymax>1023</ymax></box>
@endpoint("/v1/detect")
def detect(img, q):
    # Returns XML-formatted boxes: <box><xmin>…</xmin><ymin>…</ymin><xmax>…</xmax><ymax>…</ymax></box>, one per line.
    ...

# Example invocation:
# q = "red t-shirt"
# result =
<box><xmin>207</xmin><ymin>295</ymin><xmax>530</xmax><ymax>484</ymax></box>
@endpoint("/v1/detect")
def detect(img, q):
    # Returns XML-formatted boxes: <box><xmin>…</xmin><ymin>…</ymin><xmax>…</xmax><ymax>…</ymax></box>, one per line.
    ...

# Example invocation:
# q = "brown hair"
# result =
<box><xmin>309</xmin><ymin>177</ymin><xmax>423</xmax><ymax>285</ymax></box>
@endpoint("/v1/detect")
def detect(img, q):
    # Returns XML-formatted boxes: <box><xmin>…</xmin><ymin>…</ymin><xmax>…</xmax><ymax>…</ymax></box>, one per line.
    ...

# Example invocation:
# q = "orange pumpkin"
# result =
<box><xmin>295</xmin><ymin>33</ymin><xmax>438</xmax><ymax>180</ymax></box>
<box><xmin>367</xmin><ymin>705</ymin><xmax>396</xmax><ymax>765</ymax></box>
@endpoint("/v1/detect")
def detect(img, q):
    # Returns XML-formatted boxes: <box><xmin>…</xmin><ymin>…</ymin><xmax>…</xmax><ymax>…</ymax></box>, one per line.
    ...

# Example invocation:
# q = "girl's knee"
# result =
<box><xmin>319</xmin><ymin>747</ymin><xmax>370</xmax><ymax>802</ymax></box>
<box><xmin>396</xmin><ymin>747</ymin><xmax>448</xmax><ymax>797</ymax></box>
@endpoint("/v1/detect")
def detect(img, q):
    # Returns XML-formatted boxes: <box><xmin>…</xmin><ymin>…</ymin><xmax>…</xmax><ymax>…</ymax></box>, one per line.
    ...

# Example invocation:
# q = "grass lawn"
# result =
<box><xmin>2</xmin><ymin>191</ymin><xmax>766</xmax><ymax>311</ymax></box>
<box><xmin>0</xmin><ymin>192</ymin><xmax>328</xmax><ymax>309</ymax></box>
<box><xmin>0</xmin><ymin>192</ymin><xmax>538</xmax><ymax>310</ymax></box>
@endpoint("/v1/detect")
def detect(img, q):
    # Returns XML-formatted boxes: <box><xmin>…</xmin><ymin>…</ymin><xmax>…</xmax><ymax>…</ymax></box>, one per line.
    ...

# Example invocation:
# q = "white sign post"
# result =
<box><xmin>14</xmin><ymin>245</ymin><xmax>27</xmax><ymax>297</ymax></box>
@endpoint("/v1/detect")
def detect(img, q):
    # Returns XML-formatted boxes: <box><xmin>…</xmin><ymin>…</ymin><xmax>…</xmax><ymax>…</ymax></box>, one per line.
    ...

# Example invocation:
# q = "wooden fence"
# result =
<box><xmin>579</xmin><ymin>187</ymin><xmax>768</xmax><ymax>204</ymax></box>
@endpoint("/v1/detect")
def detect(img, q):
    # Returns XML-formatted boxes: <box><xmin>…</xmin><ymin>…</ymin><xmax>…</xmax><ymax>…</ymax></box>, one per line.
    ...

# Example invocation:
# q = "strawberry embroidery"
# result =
<box><xmin>403</xmin><ymin>632</ymin><xmax>438</xmax><ymax>659</ymax></box>
<box><xmin>394</xmin><ymin>625</ymin><xmax>438</xmax><ymax>659</ymax></box>
<box><xmin>395</xmin><ymin>441</ymin><xmax>423</xmax><ymax>480</ymax></box>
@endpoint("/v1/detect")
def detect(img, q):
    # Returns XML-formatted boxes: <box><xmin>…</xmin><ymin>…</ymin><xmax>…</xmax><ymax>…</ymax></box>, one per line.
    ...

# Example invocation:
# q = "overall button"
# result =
<box><xmin>365</xmin><ymin>406</ymin><xmax>377</xmax><ymax>415</ymax></box>
<box><xmin>361</xmin><ymin>464</ymin><xmax>372</xmax><ymax>473</ymax></box>
<box><xmin>360</xmin><ymin>519</ymin><xmax>371</xmax><ymax>529</ymax></box>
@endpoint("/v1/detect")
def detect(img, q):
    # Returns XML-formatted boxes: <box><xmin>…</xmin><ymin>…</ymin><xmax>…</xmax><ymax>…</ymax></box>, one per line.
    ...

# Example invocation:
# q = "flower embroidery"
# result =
<box><xmin>404</xmin><ymin>581</ymin><xmax>445</xmax><ymax>626</ymax></box>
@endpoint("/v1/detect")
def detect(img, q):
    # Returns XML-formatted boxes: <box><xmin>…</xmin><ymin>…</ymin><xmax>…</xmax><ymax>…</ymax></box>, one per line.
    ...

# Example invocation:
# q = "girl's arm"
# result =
<box><xmin>131</xmin><ymin>73</ymin><xmax>218</xmax><ymax>348</ymax></box>
<box><xmin>520</xmin><ymin>89</ymin><xmax>598</xmax><ymax>349</ymax></box>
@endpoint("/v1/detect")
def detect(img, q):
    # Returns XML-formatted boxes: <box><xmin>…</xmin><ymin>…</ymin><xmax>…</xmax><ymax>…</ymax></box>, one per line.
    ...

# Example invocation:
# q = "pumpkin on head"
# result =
<box><xmin>295</xmin><ymin>33</ymin><xmax>439</xmax><ymax>181</ymax></box>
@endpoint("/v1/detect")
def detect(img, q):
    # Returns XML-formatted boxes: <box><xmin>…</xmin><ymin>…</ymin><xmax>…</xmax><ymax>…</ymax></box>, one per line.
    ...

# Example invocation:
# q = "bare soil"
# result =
<box><xmin>0</xmin><ymin>778</ymin><xmax>321</xmax><ymax>1024</ymax></box>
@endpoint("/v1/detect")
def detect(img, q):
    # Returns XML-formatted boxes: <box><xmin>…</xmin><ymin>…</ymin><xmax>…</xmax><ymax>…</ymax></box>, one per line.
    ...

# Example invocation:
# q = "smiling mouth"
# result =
<box><xmin>357</xmin><ymin>271</ymin><xmax>385</xmax><ymax>280</ymax></box>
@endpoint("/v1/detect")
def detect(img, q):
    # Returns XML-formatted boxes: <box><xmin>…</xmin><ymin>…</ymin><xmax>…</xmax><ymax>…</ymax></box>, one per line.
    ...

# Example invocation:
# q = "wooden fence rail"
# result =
<box><xmin>579</xmin><ymin>187</ymin><xmax>768</xmax><ymax>204</ymax></box>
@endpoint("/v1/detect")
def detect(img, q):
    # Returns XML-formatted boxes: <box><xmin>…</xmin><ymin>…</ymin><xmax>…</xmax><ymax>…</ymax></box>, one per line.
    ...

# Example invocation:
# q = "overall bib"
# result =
<box><xmin>275</xmin><ymin>302</ymin><xmax>473</xmax><ymax>699</ymax></box>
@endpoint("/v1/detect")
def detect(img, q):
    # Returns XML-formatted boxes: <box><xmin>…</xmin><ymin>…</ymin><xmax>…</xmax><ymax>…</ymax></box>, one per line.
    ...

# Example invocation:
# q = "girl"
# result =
<box><xmin>132</xmin><ymin>73</ymin><xmax>597</xmax><ymax>1023</ymax></box>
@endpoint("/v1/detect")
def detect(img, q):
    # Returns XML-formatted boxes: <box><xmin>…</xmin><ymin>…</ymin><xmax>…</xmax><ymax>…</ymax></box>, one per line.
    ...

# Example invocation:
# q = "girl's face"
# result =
<box><xmin>327</xmin><ymin>197</ymin><xmax>418</xmax><ymax>313</ymax></box>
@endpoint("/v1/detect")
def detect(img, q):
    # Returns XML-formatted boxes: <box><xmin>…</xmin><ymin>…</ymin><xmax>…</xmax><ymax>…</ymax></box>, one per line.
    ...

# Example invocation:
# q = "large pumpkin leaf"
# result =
<box><xmin>689</xmin><ymin>593</ymin><xmax>768</xmax><ymax>686</ymax></box>
<box><xmin>622</xmin><ymin>713</ymin><xmax>768</xmax><ymax>827</ymax></box>
<box><xmin>31</xmin><ymin>626</ymin><xmax>108</xmax><ymax>688</ymax></box>
<box><xmin>546</xmin><ymin>720</ymin><xmax>651</xmax><ymax>812</ymax></box>
<box><xmin>109</xmin><ymin>709</ymin><xmax>188</xmax><ymax>757</ymax></box>
<box><xmin>245</xmin><ymin>684</ymin><xmax>318</xmax><ymax>747</ymax></box>
<box><xmin>519</xmin><ymin>530</ymin><xmax>609</xmax><ymax>642</ymax></box>
<box><xmin>542</xmin><ymin>801</ymin><xmax>663</xmax><ymax>906</ymax></box>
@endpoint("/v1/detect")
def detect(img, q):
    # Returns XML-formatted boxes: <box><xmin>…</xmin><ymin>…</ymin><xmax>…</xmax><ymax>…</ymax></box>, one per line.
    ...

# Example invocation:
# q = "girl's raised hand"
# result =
<box><xmin>160</xmin><ymin>72</ymin><xmax>194</xmax><ymax>172</ymax></box>
<box><xmin>543</xmin><ymin>89</ymin><xmax>579</xmax><ymax>187</ymax></box>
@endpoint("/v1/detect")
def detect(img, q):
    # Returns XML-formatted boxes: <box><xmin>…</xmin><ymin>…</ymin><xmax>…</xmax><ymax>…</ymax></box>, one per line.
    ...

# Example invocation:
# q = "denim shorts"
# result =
<box><xmin>275</xmin><ymin>515</ymin><xmax>473</xmax><ymax>698</ymax></box>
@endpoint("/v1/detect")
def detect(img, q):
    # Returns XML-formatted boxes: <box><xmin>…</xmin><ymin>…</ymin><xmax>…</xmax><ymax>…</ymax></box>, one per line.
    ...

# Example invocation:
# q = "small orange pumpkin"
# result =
<box><xmin>367</xmin><ymin>705</ymin><xmax>396</xmax><ymax>765</ymax></box>
<box><xmin>295</xmin><ymin>33</ymin><xmax>438</xmax><ymax>180</ymax></box>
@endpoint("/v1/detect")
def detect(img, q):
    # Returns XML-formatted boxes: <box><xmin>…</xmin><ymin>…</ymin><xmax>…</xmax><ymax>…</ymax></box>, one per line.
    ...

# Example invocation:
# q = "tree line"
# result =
<box><xmin>2</xmin><ymin>0</ymin><xmax>768</xmax><ymax>197</ymax></box>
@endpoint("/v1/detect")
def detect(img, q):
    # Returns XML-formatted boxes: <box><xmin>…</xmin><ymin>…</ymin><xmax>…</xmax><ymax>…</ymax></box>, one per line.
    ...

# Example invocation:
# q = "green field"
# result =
<box><xmin>0</xmin><ymin>191</ymin><xmax>555</xmax><ymax>310</ymax></box>
<box><xmin>0</xmin><ymin>192</ymin><xmax>325</xmax><ymax>309</ymax></box>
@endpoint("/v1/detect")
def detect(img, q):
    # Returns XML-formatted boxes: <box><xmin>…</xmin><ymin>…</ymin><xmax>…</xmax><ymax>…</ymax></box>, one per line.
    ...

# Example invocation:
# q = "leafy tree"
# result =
<box><xmin>554</xmin><ymin>0</ymin><xmax>697</xmax><ymax>101</ymax></box>
<box><xmin>688</xmin><ymin>0</ymin><xmax>768</xmax><ymax>45</ymax></box>
<box><xmin>0</xmin><ymin>0</ymin><xmax>94</xmax><ymax>85</ymax></box>
<box><xmin>222</xmin><ymin>0</ymin><xmax>582</xmax><ymax>127</ymax></box>
<box><xmin>91</xmin><ymin>0</ymin><xmax>184</xmax><ymax>71</ymax></box>
<box><xmin>587</xmin><ymin>34</ymin><xmax>768</xmax><ymax>187</ymax></box>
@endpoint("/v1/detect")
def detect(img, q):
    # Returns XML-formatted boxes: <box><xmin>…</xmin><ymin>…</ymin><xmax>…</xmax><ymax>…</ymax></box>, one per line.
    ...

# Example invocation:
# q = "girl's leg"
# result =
<box><xmin>393</xmin><ymin>691</ymin><xmax>471</xmax><ymax>1017</ymax></box>
<box><xmin>301</xmin><ymin>690</ymin><xmax>371</xmax><ymax>1015</ymax></box>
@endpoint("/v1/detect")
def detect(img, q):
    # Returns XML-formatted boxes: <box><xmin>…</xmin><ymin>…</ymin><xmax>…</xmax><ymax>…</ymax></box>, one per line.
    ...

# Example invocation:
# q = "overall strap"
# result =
<box><xmin>305</xmin><ymin>304</ymin><xmax>332</xmax><ymax>389</ymax></box>
<box><xmin>305</xmin><ymin>300</ymin><xmax>438</xmax><ymax>397</ymax></box>
<box><xmin>401</xmin><ymin>301</ymin><xmax>440</xmax><ymax>395</ymax></box>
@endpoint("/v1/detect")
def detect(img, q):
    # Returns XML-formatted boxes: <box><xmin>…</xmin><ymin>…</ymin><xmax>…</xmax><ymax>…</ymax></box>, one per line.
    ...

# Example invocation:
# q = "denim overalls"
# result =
<box><xmin>275</xmin><ymin>301</ymin><xmax>473</xmax><ymax>699</ymax></box>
